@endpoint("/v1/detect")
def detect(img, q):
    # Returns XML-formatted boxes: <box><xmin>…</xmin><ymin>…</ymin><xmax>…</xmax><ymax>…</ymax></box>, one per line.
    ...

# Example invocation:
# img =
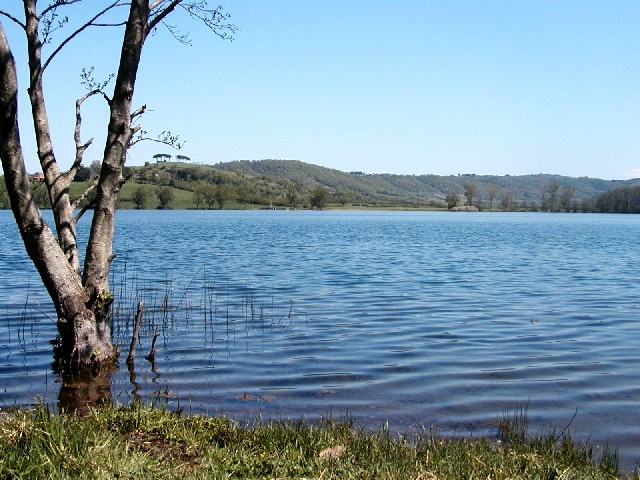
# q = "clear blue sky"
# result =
<box><xmin>3</xmin><ymin>1</ymin><xmax>640</xmax><ymax>179</ymax></box>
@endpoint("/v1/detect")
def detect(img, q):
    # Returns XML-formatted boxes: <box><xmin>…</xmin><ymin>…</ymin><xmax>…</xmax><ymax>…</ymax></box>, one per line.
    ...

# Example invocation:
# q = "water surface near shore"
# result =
<box><xmin>1</xmin><ymin>210</ymin><xmax>639</xmax><ymax>468</ymax></box>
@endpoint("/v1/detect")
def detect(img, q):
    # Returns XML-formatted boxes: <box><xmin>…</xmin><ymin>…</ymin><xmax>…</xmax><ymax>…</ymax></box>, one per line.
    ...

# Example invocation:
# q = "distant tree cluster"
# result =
<box><xmin>592</xmin><ymin>185</ymin><xmax>640</xmax><ymax>213</ymax></box>
<box><xmin>539</xmin><ymin>181</ymin><xmax>578</xmax><ymax>212</ymax></box>
<box><xmin>192</xmin><ymin>181</ymin><xmax>235</xmax><ymax>209</ymax></box>
<box><xmin>439</xmin><ymin>180</ymin><xmax>583</xmax><ymax>212</ymax></box>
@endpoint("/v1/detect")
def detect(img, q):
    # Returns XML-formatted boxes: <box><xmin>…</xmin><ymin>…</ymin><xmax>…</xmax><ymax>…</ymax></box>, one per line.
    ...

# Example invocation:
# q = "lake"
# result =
<box><xmin>1</xmin><ymin>210</ymin><xmax>639</xmax><ymax>468</ymax></box>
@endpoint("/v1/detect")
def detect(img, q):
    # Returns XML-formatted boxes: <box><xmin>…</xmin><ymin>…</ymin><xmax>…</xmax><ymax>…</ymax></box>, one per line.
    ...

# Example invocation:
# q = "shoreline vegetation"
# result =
<box><xmin>2</xmin><ymin>160</ymin><xmax>640</xmax><ymax>213</ymax></box>
<box><xmin>0</xmin><ymin>402</ymin><xmax>626</xmax><ymax>479</ymax></box>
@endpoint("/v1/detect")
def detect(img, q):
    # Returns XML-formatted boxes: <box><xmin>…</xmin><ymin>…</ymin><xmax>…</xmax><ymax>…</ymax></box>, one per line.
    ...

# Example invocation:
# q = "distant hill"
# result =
<box><xmin>212</xmin><ymin>159</ymin><xmax>637</xmax><ymax>205</ymax></box>
<box><xmin>14</xmin><ymin>159</ymin><xmax>638</xmax><ymax>211</ymax></box>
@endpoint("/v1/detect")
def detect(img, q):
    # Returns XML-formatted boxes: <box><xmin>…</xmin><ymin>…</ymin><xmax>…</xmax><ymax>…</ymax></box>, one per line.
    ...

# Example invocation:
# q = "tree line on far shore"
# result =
<box><xmin>1</xmin><ymin>162</ymin><xmax>639</xmax><ymax>213</ymax></box>
<box><xmin>447</xmin><ymin>180</ymin><xmax>640</xmax><ymax>213</ymax></box>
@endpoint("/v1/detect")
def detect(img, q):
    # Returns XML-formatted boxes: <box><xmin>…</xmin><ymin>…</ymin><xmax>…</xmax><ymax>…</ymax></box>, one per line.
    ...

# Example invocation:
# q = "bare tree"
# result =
<box><xmin>559</xmin><ymin>185</ymin><xmax>576</xmax><ymax>212</ymax></box>
<box><xmin>485</xmin><ymin>184</ymin><xmax>499</xmax><ymax>212</ymax></box>
<box><xmin>543</xmin><ymin>181</ymin><xmax>560</xmax><ymax>212</ymax></box>
<box><xmin>0</xmin><ymin>1</ymin><xmax>235</xmax><ymax>371</ymax></box>
<box><xmin>500</xmin><ymin>188</ymin><xmax>513</xmax><ymax>211</ymax></box>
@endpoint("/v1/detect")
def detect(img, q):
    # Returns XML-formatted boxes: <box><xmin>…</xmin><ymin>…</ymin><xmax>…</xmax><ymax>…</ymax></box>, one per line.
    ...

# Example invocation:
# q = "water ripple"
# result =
<box><xmin>2</xmin><ymin>211</ymin><xmax>640</xmax><ymax>468</ymax></box>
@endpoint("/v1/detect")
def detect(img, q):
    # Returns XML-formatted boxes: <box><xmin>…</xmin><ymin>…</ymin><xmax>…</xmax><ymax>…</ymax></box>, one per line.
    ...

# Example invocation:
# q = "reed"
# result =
<box><xmin>108</xmin><ymin>257</ymin><xmax>297</xmax><ymax>352</ymax></box>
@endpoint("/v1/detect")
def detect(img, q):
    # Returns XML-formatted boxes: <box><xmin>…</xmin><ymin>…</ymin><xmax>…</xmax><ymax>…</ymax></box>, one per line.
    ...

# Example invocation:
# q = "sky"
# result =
<box><xmin>2</xmin><ymin>1</ymin><xmax>640</xmax><ymax>179</ymax></box>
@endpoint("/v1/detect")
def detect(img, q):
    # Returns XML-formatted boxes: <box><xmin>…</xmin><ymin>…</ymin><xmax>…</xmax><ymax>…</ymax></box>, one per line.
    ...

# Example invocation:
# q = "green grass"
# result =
<box><xmin>69</xmin><ymin>181</ymin><xmax>270</xmax><ymax>210</ymax></box>
<box><xmin>70</xmin><ymin>181</ymin><xmax>201</xmax><ymax>210</ymax></box>
<box><xmin>0</xmin><ymin>403</ymin><xmax>627</xmax><ymax>479</ymax></box>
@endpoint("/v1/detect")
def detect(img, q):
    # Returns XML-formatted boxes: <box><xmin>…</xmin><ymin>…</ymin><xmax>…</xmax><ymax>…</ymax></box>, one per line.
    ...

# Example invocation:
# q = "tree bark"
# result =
<box><xmin>0</xmin><ymin>21</ymin><xmax>115</xmax><ymax>370</ymax></box>
<box><xmin>83</xmin><ymin>0</ymin><xmax>150</xmax><ymax>301</ymax></box>
<box><xmin>23</xmin><ymin>0</ymin><xmax>80</xmax><ymax>273</ymax></box>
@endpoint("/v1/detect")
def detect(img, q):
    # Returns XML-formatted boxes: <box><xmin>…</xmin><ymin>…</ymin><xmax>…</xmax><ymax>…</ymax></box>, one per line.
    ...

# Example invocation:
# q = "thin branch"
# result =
<box><xmin>41</xmin><ymin>1</ymin><xmax>126</xmax><ymax>74</ymax></box>
<box><xmin>74</xmin><ymin>90</ymin><xmax>99</xmax><ymax>150</ymax></box>
<box><xmin>40</xmin><ymin>9</ymin><xmax>69</xmax><ymax>45</ymax></box>
<box><xmin>178</xmin><ymin>2</ymin><xmax>237</xmax><ymax>40</ymax></box>
<box><xmin>129</xmin><ymin>123</ymin><xmax>144</xmax><ymax>138</ymax></box>
<box><xmin>129</xmin><ymin>129</ymin><xmax>184</xmax><ymax>149</ymax></box>
<box><xmin>0</xmin><ymin>10</ymin><xmax>26</xmax><ymax>29</ymax></box>
<box><xmin>92</xmin><ymin>22</ymin><xmax>128</xmax><ymax>27</ymax></box>
<box><xmin>39</xmin><ymin>0</ymin><xmax>84</xmax><ymax>20</ymax></box>
<box><xmin>67</xmin><ymin>89</ymin><xmax>109</xmax><ymax>180</ymax></box>
<box><xmin>80</xmin><ymin>67</ymin><xmax>115</xmax><ymax>93</ymax></box>
<box><xmin>72</xmin><ymin>187</ymin><xmax>97</xmax><ymax>223</ymax></box>
<box><xmin>131</xmin><ymin>104</ymin><xmax>147</xmax><ymax>119</ymax></box>
<box><xmin>157</xmin><ymin>20</ymin><xmax>189</xmax><ymax>45</ymax></box>
<box><xmin>148</xmin><ymin>2</ymin><xmax>237</xmax><ymax>41</ymax></box>
<box><xmin>73</xmin><ymin>202</ymin><xmax>94</xmax><ymax>223</ymax></box>
<box><xmin>148</xmin><ymin>0</ymin><xmax>182</xmax><ymax>32</ymax></box>
<box><xmin>71</xmin><ymin>179</ymin><xmax>97</xmax><ymax>211</ymax></box>
<box><xmin>72</xmin><ymin>136</ymin><xmax>93</xmax><ymax>170</ymax></box>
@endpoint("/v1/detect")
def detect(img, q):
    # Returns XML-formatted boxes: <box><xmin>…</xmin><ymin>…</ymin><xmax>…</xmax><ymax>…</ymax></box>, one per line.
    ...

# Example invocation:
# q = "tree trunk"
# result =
<box><xmin>23</xmin><ymin>0</ymin><xmax>80</xmax><ymax>274</ymax></box>
<box><xmin>83</xmin><ymin>0</ymin><xmax>149</xmax><ymax>300</ymax></box>
<box><xmin>0</xmin><ymin>21</ymin><xmax>115</xmax><ymax>370</ymax></box>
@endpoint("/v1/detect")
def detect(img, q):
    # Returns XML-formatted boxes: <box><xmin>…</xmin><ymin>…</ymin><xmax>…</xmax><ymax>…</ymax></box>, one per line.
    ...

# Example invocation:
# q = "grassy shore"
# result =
<box><xmin>0</xmin><ymin>403</ymin><xmax>626</xmax><ymax>479</ymax></box>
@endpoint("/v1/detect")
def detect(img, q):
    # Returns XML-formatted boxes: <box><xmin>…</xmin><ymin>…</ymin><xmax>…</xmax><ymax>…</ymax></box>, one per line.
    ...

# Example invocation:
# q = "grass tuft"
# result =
<box><xmin>0</xmin><ymin>403</ymin><xmax>628</xmax><ymax>479</ymax></box>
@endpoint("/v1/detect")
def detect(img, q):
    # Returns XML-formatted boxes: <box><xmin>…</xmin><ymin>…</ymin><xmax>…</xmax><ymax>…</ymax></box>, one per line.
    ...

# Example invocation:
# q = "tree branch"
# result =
<box><xmin>148</xmin><ymin>0</ymin><xmax>182</xmax><ymax>32</ymax></box>
<box><xmin>131</xmin><ymin>104</ymin><xmax>147</xmax><ymax>119</ymax></box>
<box><xmin>73</xmin><ymin>91</ymin><xmax>98</xmax><ymax>163</ymax></box>
<box><xmin>40</xmin><ymin>8</ymin><xmax>70</xmax><ymax>45</ymax></box>
<box><xmin>148</xmin><ymin>2</ymin><xmax>237</xmax><ymax>41</ymax></box>
<box><xmin>41</xmin><ymin>1</ymin><xmax>126</xmax><ymax>74</ymax></box>
<box><xmin>178</xmin><ymin>2</ymin><xmax>237</xmax><ymax>40</ymax></box>
<box><xmin>39</xmin><ymin>0</ymin><xmax>84</xmax><ymax>20</ymax></box>
<box><xmin>0</xmin><ymin>10</ymin><xmax>26</xmax><ymax>29</ymax></box>
<box><xmin>129</xmin><ymin>129</ymin><xmax>184</xmax><ymax>149</ymax></box>
<box><xmin>71</xmin><ymin>179</ymin><xmax>98</xmax><ymax>212</ymax></box>
<box><xmin>92</xmin><ymin>22</ymin><xmax>128</xmax><ymax>27</ymax></box>
<box><xmin>72</xmin><ymin>196</ymin><xmax>97</xmax><ymax>224</ymax></box>
<box><xmin>117</xmin><ymin>170</ymin><xmax>134</xmax><ymax>190</ymax></box>
<box><xmin>80</xmin><ymin>67</ymin><xmax>115</xmax><ymax>96</ymax></box>
<box><xmin>66</xmin><ymin>89</ymin><xmax>109</xmax><ymax>181</ymax></box>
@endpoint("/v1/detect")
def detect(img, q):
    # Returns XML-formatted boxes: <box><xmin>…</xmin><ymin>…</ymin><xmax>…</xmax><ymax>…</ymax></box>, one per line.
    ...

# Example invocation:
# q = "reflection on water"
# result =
<box><xmin>57</xmin><ymin>366</ymin><xmax>115</xmax><ymax>414</ymax></box>
<box><xmin>1</xmin><ymin>210</ymin><xmax>640</xmax><ymax>468</ymax></box>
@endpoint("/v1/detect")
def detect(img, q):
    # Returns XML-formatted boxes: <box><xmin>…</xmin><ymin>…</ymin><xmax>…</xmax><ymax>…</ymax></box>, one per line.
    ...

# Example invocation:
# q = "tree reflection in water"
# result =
<box><xmin>57</xmin><ymin>364</ymin><xmax>116</xmax><ymax>414</ymax></box>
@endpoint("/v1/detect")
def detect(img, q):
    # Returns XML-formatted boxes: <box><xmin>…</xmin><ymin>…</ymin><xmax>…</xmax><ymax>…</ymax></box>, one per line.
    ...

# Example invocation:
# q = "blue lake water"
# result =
<box><xmin>1</xmin><ymin>210</ymin><xmax>639</xmax><ymax>468</ymax></box>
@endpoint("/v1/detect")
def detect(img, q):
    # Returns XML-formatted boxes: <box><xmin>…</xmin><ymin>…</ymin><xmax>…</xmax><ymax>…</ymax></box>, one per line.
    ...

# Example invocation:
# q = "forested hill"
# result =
<box><xmin>213</xmin><ymin>159</ymin><xmax>636</xmax><ymax>204</ymax></box>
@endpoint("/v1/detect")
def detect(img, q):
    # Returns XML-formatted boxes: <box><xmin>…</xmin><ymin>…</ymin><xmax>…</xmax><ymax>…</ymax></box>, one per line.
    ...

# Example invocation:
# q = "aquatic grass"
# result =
<box><xmin>0</xmin><ymin>403</ymin><xmax>628</xmax><ymax>479</ymax></box>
